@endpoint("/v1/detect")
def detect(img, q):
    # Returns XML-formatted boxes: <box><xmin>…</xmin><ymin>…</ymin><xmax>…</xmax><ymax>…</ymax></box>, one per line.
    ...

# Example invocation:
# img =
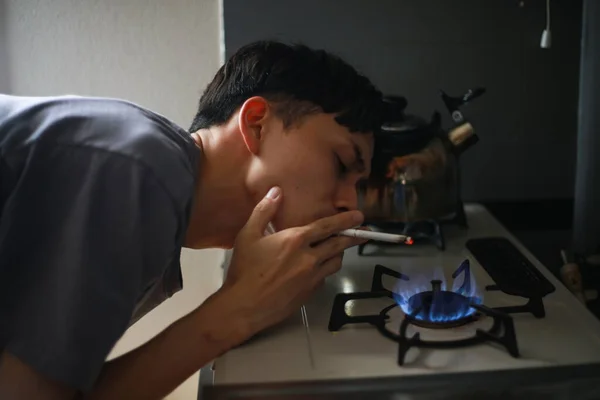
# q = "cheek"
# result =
<box><xmin>285</xmin><ymin>158</ymin><xmax>336</xmax><ymax>195</ymax></box>
<box><xmin>275</xmin><ymin>163</ymin><xmax>338</xmax><ymax>227</ymax></box>
<box><xmin>267</xmin><ymin>146</ymin><xmax>333</xmax><ymax>188</ymax></box>
<box><xmin>257</xmin><ymin>141</ymin><xmax>338</xmax><ymax>228</ymax></box>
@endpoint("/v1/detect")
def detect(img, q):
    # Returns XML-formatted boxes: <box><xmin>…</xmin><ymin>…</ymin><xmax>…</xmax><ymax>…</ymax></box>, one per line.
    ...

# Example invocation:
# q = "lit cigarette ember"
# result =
<box><xmin>338</xmin><ymin>229</ymin><xmax>413</xmax><ymax>244</ymax></box>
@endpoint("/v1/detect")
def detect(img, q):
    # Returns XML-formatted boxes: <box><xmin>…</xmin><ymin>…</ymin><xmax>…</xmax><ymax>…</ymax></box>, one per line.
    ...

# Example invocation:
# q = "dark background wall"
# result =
<box><xmin>223</xmin><ymin>0</ymin><xmax>583</xmax><ymax>203</ymax></box>
<box><xmin>573</xmin><ymin>0</ymin><xmax>600</xmax><ymax>255</ymax></box>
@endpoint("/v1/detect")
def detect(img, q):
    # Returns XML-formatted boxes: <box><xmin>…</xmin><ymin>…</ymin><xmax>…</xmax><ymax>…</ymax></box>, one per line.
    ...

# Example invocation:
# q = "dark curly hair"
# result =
<box><xmin>189</xmin><ymin>40</ymin><xmax>384</xmax><ymax>135</ymax></box>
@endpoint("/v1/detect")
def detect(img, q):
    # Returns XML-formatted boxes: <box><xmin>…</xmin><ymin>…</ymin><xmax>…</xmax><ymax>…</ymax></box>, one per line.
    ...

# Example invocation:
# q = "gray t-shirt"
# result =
<box><xmin>0</xmin><ymin>94</ymin><xmax>199</xmax><ymax>391</ymax></box>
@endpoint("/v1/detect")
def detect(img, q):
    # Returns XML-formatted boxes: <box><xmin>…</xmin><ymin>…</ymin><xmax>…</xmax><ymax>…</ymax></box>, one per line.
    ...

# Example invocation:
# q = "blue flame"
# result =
<box><xmin>392</xmin><ymin>259</ymin><xmax>483</xmax><ymax>323</ymax></box>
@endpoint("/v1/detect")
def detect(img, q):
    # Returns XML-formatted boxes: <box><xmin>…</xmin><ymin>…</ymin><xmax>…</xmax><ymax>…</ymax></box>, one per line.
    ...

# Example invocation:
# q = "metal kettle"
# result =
<box><xmin>358</xmin><ymin>87</ymin><xmax>486</xmax><ymax>225</ymax></box>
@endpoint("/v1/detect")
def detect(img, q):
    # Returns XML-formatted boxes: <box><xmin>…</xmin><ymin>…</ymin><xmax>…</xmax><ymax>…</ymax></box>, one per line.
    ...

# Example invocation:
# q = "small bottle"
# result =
<box><xmin>560</xmin><ymin>249</ymin><xmax>587</xmax><ymax>304</ymax></box>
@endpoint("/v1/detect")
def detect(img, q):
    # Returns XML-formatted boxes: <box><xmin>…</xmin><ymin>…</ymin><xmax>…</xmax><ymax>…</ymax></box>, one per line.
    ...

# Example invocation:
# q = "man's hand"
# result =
<box><xmin>222</xmin><ymin>186</ymin><xmax>366</xmax><ymax>337</ymax></box>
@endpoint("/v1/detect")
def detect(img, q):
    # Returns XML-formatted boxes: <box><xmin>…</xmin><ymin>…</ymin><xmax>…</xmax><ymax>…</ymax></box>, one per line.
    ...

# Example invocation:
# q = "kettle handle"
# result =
<box><xmin>439</xmin><ymin>87</ymin><xmax>486</xmax><ymax>125</ymax></box>
<box><xmin>463</xmin><ymin>87</ymin><xmax>486</xmax><ymax>103</ymax></box>
<box><xmin>439</xmin><ymin>87</ymin><xmax>486</xmax><ymax>114</ymax></box>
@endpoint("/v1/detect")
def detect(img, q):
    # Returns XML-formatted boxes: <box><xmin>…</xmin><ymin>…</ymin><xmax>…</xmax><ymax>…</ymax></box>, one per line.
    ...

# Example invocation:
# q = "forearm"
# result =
<box><xmin>85</xmin><ymin>288</ymin><xmax>250</xmax><ymax>400</ymax></box>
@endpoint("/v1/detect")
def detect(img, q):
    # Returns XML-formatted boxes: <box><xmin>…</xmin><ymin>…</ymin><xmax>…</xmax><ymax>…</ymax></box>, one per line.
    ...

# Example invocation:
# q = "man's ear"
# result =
<box><xmin>238</xmin><ymin>96</ymin><xmax>269</xmax><ymax>155</ymax></box>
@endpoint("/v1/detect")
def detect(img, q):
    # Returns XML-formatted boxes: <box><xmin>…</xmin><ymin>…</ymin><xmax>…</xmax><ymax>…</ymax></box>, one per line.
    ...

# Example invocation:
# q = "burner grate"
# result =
<box><xmin>393</xmin><ymin>303</ymin><xmax>519</xmax><ymax>365</ymax></box>
<box><xmin>328</xmin><ymin>264</ymin><xmax>545</xmax><ymax>366</ymax></box>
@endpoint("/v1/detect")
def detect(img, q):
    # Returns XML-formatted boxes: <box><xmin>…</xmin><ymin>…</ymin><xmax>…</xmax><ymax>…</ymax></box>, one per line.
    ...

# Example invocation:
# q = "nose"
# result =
<box><xmin>334</xmin><ymin>182</ymin><xmax>359</xmax><ymax>213</ymax></box>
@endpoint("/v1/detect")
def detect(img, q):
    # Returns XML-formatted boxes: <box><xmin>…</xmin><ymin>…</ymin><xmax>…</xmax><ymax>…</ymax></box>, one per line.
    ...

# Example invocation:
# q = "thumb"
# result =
<box><xmin>241</xmin><ymin>186</ymin><xmax>282</xmax><ymax>239</ymax></box>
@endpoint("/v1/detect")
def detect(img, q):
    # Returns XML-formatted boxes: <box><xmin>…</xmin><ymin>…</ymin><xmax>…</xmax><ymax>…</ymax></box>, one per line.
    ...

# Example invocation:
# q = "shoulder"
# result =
<box><xmin>0</xmin><ymin>93</ymin><xmax>199</xmax><ymax>204</ymax></box>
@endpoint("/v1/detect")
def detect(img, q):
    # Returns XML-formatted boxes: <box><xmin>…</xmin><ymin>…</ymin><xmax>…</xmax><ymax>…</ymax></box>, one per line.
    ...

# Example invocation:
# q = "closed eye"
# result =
<box><xmin>336</xmin><ymin>154</ymin><xmax>348</xmax><ymax>176</ymax></box>
<box><xmin>356</xmin><ymin>177</ymin><xmax>368</xmax><ymax>187</ymax></box>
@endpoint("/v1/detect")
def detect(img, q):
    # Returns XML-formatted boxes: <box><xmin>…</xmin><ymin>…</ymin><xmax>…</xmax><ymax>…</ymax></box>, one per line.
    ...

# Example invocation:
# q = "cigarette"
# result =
<box><xmin>338</xmin><ymin>229</ymin><xmax>413</xmax><ymax>244</ymax></box>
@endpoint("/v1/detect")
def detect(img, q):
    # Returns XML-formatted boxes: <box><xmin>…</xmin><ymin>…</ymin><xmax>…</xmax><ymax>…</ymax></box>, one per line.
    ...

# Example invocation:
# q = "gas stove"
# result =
<box><xmin>327</xmin><ymin>259</ymin><xmax>539</xmax><ymax>367</ymax></box>
<box><xmin>200</xmin><ymin>204</ymin><xmax>600</xmax><ymax>399</ymax></box>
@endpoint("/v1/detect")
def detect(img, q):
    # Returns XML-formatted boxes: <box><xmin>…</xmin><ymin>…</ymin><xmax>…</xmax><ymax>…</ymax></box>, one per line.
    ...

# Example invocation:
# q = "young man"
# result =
<box><xmin>0</xmin><ymin>40</ymin><xmax>384</xmax><ymax>399</ymax></box>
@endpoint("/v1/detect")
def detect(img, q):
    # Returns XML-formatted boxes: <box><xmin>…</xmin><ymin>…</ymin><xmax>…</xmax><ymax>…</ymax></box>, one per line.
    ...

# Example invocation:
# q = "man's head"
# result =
<box><xmin>187</xmin><ymin>40</ymin><xmax>383</xmax><ymax>248</ymax></box>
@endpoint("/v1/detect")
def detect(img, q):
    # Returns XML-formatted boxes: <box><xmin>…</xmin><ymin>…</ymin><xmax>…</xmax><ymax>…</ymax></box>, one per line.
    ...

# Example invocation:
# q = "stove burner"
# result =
<box><xmin>391</xmin><ymin>259</ymin><xmax>483</xmax><ymax>326</ymax></box>
<box><xmin>405</xmin><ymin>280</ymin><xmax>480</xmax><ymax>329</ymax></box>
<box><xmin>328</xmin><ymin>262</ymin><xmax>547</xmax><ymax>366</ymax></box>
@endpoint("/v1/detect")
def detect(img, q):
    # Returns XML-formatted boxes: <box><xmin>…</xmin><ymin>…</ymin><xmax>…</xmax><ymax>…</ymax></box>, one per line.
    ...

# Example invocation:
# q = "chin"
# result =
<box><xmin>276</xmin><ymin>219</ymin><xmax>325</xmax><ymax>232</ymax></box>
<box><xmin>301</xmin><ymin>212</ymin><xmax>337</xmax><ymax>226</ymax></box>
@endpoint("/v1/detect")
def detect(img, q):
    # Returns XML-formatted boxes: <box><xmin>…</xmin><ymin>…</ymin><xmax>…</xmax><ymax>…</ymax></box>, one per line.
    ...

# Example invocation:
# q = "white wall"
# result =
<box><xmin>0</xmin><ymin>2</ymin><xmax>9</xmax><ymax>93</ymax></box>
<box><xmin>2</xmin><ymin>0</ymin><xmax>224</xmax><ymax>398</ymax></box>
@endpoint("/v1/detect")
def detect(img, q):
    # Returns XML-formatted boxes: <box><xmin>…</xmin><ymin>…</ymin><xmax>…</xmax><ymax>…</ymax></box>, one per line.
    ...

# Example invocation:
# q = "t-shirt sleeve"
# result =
<box><xmin>0</xmin><ymin>142</ymin><xmax>180</xmax><ymax>392</ymax></box>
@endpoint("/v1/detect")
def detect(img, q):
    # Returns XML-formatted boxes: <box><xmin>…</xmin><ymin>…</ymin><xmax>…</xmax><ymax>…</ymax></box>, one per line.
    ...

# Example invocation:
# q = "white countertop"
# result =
<box><xmin>202</xmin><ymin>203</ymin><xmax>600</xmax><ymax>389</ymax></box>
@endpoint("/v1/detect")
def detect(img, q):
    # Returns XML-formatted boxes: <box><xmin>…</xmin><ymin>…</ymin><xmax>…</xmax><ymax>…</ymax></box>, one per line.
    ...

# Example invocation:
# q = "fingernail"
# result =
<box><xmin>266</xmin><ymin>186</ymin><xmax>281</xmax><ymax>200</ymax></box>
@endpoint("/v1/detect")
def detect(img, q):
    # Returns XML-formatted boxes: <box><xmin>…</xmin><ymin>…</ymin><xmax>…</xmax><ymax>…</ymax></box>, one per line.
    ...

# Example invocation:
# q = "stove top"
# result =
<box><xmin>328</xmin><ymin>261</ymin><xmax>528</xmax><ymax>366</ymax></box>
<box><xmin>204</xmin><ymin>204</ymin><xmax>600</xmax><ymax>392</ymax></box>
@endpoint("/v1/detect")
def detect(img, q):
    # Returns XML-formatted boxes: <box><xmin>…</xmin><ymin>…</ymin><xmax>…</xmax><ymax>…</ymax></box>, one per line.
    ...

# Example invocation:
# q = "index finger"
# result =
<box><xmin>300</xmin><ymin>211</ymin><xmax>364</xmax><ymax>245</ymax></box>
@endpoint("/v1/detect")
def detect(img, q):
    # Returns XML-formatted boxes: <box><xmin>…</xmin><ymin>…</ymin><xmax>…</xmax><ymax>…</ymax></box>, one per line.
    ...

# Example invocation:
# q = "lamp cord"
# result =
<box><xmin>546</xmin><ymin>0</ymin><xmax>551</xmax><ymax>30</ymax></box>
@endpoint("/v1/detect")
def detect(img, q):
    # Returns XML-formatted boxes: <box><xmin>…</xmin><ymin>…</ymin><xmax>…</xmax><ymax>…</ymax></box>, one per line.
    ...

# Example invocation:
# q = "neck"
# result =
<box><xmin>184</xmin><ymin>123</ymin><xmax>255</xmax><ymax>249</ymax></box>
